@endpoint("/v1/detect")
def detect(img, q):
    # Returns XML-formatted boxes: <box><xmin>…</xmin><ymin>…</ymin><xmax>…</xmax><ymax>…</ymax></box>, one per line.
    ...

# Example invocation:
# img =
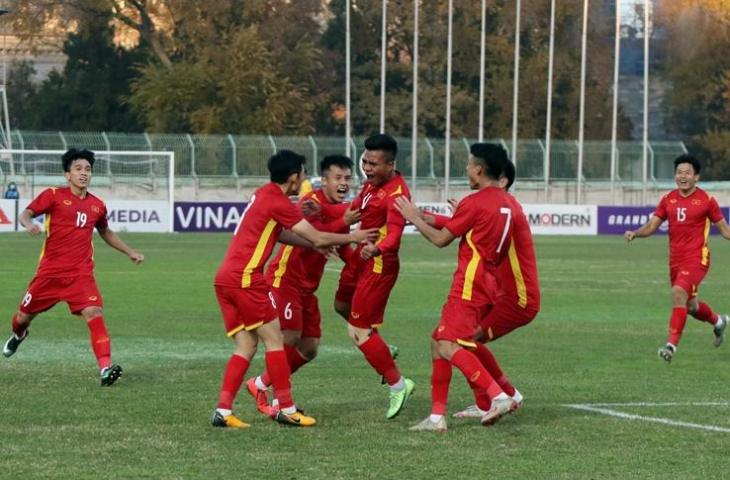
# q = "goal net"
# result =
<box><xmin>0</xmin><ymin>149</ymin><xmax>175</xmax><ymax>233</ymax></box>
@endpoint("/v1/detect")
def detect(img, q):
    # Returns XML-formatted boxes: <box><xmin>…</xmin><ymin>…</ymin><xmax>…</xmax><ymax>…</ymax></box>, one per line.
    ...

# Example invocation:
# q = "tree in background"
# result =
<box><xmin>7</xmin><ymin>7</ymin><xmax>147</xmax><ymax>131</ymax></box>
<box><xmin>657</xmin><ymin>1</ymin><xmax>730</xmax><ymax>179</ymax></box>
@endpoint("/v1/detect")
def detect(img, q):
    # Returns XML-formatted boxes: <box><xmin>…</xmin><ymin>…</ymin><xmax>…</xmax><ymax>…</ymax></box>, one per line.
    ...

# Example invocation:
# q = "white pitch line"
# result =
<box><xmin>586</xmin><ymin>402</ymin><xmax>730</xmax><ymax>407</ymax></box>
<box><xmin>565</xmin><ymin>404</ymin><xmax>730</xmax><ymax>433</ymax></box>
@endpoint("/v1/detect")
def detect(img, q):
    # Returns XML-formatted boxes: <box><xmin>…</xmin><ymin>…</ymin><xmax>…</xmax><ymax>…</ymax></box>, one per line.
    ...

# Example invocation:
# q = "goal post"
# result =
<box><xmin>0</xmin><ymin>149</ymin><xmax>175</xmax><ymax>233</ymax></box>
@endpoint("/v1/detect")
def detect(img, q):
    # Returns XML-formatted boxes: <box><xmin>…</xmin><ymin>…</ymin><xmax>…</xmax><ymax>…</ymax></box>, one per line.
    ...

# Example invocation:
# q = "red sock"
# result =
<box><xmin>260</xmin><ymin>344</ymin><xmax>310</xmax><ymax>386</ymax></box>
<box><xmin>668</xmin><ymin>306</ymin><xmax>688</xmax><ymax>346</ymax></box>
<box><xmin>86</xmin><ymin>316</ymin><xmax>111</xmax><ymax>370</ymax></box>
<box><xmin>450</xmin><ymin>348</ymin><xmax>503</xmax><ymax>400</ymax></box>
<box><xmin>11</xmin><ymin>313</ymin><xmax>27</xmax><ymax>337</ymax></box>
<box><xmin>266</xmin><ymin>349</ymin><xmax>294</xmax><ymax>410</ymax></box>
<box><xmin>473</xmin><ymin>343</ymin><xmax>515</xmax><ymax>396</ymax></box>
<box><xmin>691</xmin><ymin>302</ymin><xmax>718</xmax><ymax>325</ymax></box>
<box><xmin>431</xmin><ymin>358</ymin><xmax>452</xmax><ymax>415</ymax></box>
<box><xmin>357</xmin><ymin>332</ymin><xmax>401</xmax><ymax>385</ymax></box>
<box><xmin>217</xmin><ymin>354</ymin><xmax>249</xmax><ymax>410</ymax></box>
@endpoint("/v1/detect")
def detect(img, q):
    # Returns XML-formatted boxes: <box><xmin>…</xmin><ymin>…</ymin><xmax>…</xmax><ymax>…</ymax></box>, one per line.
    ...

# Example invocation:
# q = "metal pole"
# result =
<box><xmin>411</xmin><ymin>0</ymin><xmax>419</xmax><ymax>197</ymax></box>
<box><xmin>544</xmin><ymin>0</ymin><xmax>556</xmax><ymax>201</ymax></box>
<box><xmin>380</xmin><ymin>0</ymin><xmax>387</xmax><ymax>133</ymax></box>
<box><xmin>167</xmin><ymin>151</ymin><xmax>174</xmax><ymax>233</ymax></box>
<box><xmin>444</xmin><ymin>0</ymin><xmax>453</xmax><ymax>201</ymax></box>
<box><xmin>577</xmin><ymin>0</ymin><xmax>589</xmax><ymax>205</ymax></box>
<box><xmin>478</xmin><ymin>0</ymin><xmax>486</xmax><ymax>142</ymax></box>
<box><xmin>511</xmin><ymin>0</ymin><xmax>521</xmax><ymax>166</ymax></box>
<box><xmin>610</xmin><ymin>0</ymin><xmax>621</xmax><ymax>204</ymax></box>
<box><xmin>228</xmin><ymin>134</ymin><xmax>238</xmax><ymax>177</ymax></box>
<box><xmin>345</xmin><ymin>0</ymin><xmax>351</xmax><ymax>157</ymax></box>
<box><xmin>642</xmin><ymin>0</ymin><xmax>650</xmax><ymax>205</ymax></box>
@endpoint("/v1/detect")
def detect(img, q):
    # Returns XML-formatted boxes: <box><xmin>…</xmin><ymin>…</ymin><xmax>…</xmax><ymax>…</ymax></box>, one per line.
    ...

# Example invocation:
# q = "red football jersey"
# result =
<box><xmin>654</xmin><ymin>188</ymin><xmax>724</xmax><ymax>269</ymax></box>
<box><xmin>496</xmin><ymin>194</ymin><xmax>541</xmax><ymax>310</ymax></box>
<box><xmin>26</xmin><ymin>187</ymin><xmax>108</xmax><ymax>277</ymax></box>
<box><xmin>444</xmin><ymin>186</ymin><xmax>513</xmax><ymax>305</ymax></box>
<box><xmin>266</xmin><ymin>189</ymin><xmax>350</xmax><ymax>293</ymax></box>
<box><xmin>350</xmin><ymin>172</ymin><xmax>410</xmax><ymax>272</ymax></box>
<box><xmin>215</xmin><ymin>183</ymin><xmax>303</xmax><ymax>289</ymax></box>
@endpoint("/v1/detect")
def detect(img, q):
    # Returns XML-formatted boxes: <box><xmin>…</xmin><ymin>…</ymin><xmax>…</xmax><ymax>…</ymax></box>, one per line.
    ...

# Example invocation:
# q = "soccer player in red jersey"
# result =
<box><xmin>625</xmin><ymin>154</ymin><xmax>730</xmax><ymax>362</ymax></box>
<box><xmin>211</xmin><ymin>150</ymin><xmax>376</xmax><ymax>429</ymax></box>
<box><xmin>330</xmin><ymin>134</ymin><xmax>416</xmax><ymax>419</ymax></box>
<box><xmin>246</xmin><ymin>155</ymin><xmax>359</xmax><ymax>415</ymax></box>
<box><xmin>451</xmin><ymin>158</ymin><xmax>541</xmax><ymax>418</ymax></box>
<box><xmin>2</xmin><ymin>149</ymin><xmax>144</xmax><ymax>386</ymax></box>
<box><xmin>395</xmin><ymin>143</ymin><xmax>518</xmax><ymax>432</ymax></box>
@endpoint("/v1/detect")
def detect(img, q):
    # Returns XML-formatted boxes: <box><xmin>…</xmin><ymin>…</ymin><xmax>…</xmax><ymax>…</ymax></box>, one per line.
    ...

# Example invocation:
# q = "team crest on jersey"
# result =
<box><xmin>92</xmin><ymin>205</ymin><xmax>100</xmax><ymax>213</ymax></box>
<box><xmin>63</xmin><ymin>200</ymin><xmax>73</xmax><ymax>206</ymax></box>
<box><xmin>669</xmin><ymin>199</ymin><xmax>677</xmax><ymax>204</ymax></box>
<box><xmin>377</xmin><ymin>189</ymin><xmax>386</xmax><ymax>199</ymax></box>
<box><xmin>691</xmin><ymin>199</ymin><xmax>702</xmax><ymax>206</ymax></box>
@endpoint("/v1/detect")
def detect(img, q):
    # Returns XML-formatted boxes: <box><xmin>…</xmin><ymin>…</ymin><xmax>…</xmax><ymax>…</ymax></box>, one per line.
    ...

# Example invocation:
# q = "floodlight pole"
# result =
<box><xmin>577</xmin><ymin>0</ymin><xmax>588</xmax><ymax>205</ymax></box>
<box><xmin>544</xmin><ymin>0</ymin><xmax>556</xmax><ymax>201</ymax></box>
<box><xmin>411</xmin><ymin>0</ymin><xmax>419</xmax><ymax>197</ymax></box>
<box><xmin>380</xmin><ymin>0</ymin><xmax>387</xmax><ymax>133</ymax></box>
<box><xmin>610</xmin><ymin>0</ymin><xmax>621</xmax><ymax>204</ymax></box>
<box><xmin>444</xmin><ymin>0</ymin><xmax>453</xmax><ymax>201</ymax></box>
<box><xmin>478</xmin><ymin>0</ymin><xmax>486</xmax><ymax>142</ymax></box>
<box><xmin>511</xmin><ymin>0</ymin><xmax>521</xmax><ymax>167</ymax></box>
<box><xmin>345</xmin><ymin>0</ymin><xmax>351</xmax><ymax>157</ymax></box>
<box><xmin>642</xmin><ymin>0</ymin><xmax>650</xmax><ymax>205</ymax></box>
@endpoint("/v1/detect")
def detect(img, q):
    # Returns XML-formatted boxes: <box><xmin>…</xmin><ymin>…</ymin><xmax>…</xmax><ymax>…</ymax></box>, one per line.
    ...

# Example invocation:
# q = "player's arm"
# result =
<box><xmin>624</xmin><ymin>215</ymin><xmax>663</xmax><ymax>242</ymax></box>
<box><xmin>714</xmin><ymin>219</ymin><xmax>730</xmax><ymax>240</ymax></box>
<box><xmin>279</xmin><ymin>229</ymin><xmax>314</xmax><ymax>248</ymax></box>
<box><xmin>394</xmin><ymin>197</ymin><xmax>456</xmax><ymax>248</ymax></box>
<box><xmin>97</xmin><ymin>226</ymin><xmax>144</xmax><ymax>264</ymax></box>
<box><xmin>18</xmin><ymin>209</ymin><xmax>41</xmax><ymax>236</ymax></box>
<box><xmin>291</xmin><ymin>219</ymin><xmax>377</xmax><ymax>248</ymax></box>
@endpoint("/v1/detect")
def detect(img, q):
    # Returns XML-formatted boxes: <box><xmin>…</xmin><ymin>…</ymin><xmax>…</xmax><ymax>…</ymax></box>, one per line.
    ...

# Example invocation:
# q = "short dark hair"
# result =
<box><xmin>321</xmin><ymin>155</ymin><xmax>354</xmax><ymax>174</ymax></box>
<box><xmin>364</xmin><ymin>133</ymin><xmax>398</xmax><ymax>162</ymax></box>
<box><xmin>268</xmin><ymin>149</ymin><xmax>306</xmax><ymax>183</ymax></box>
<box><xmin>62</xmin><ymin>148</ymin><xmax>95</xmax><ymax>172</ymax></box>
<box><xmin>502</xmin><ymin>159</ymin><xmax>516</xmax><ymax>191</ymax></box>
<box><xmin>469</xmin><ymin>143</ymin><xmax>509</xmax><ymax>180</ymax></box>
<box><xmin>674</xmin><ymin>154</ymin><xmax>701</xmax><ymax>174</ymax></box>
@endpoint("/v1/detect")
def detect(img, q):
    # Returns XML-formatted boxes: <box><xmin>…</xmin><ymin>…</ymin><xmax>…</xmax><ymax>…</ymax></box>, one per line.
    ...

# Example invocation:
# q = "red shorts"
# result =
<box><xmin>348</xmin><ymin>261</ymin><xmax>399</xmax><ymax>329</ymax></box>
<box><xmin>432</xmin><ymin>297</ymin><xmax>488</xmax><ymax>348</ymax></box>
<box><xmin>479</xmin><ymin>298</ymin><xmax>538</xmax><ymax>342</ymax></box>
<box><xmin>271</xmin><ymin>285</ymin><xmax>322</xmax><ymax>338</ymax></box>
<box><xmin>19</xmin><ymin>275</ymin><xmax>103</xmax><ymax>315</ymax></box>
<box><xmin>215</xmin><ymin>284</ymin><xmax>277</xmax><ymax>337</ymax></box>
<box><xmin>670</xmin><ymin>265</ymin><xmax>708</xmax><ymax>299</ymax></box>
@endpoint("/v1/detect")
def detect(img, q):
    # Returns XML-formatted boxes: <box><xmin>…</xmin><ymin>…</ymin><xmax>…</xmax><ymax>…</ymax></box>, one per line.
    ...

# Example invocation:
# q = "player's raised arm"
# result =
<box><xmin>624</xmin><ymin>215</ymin><xmax>663</xmax><ymax>243</ymax></box>
<box><xmin>97</xmin><ymin>226</ymin><xmax>144</xmax><ymax>264</ymax></box>
<box><xmin>291</xmin><ymin>218</ymin><xmax>377</xmax><ymax>249</ymax></box>
<box><xmin>394</xmin><ymin>197</ymin><xmax>455</xmax><ymax>248</ymax></box>
<box><xmin>18</xmin><ymin>209</ymin><xmax>41</xmax><ymax>236</ymax></box>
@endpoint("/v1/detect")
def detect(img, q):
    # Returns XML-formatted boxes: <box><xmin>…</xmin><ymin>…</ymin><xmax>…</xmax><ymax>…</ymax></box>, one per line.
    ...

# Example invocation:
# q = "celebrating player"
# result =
<box><xmin>451</xmin><ymin>158</ymin><xmax>541</xmax><ymax>418</ymax></box>
<box><xmin>246</xmin><ymin>155</ymin><xmax>359</xmax><ymax>415</ymax></box>
<box><xmin>2</xmin><ymin>148</ymin><xmax>144</xmax><ymax>386</ymax></box>
<box><xmin>395</xmin><ymin>143</ymin><xmax>518</xmax><ymax>432</ymax></box>
<box><xmin>332</xmin><ymin>134</ymin><xmax>415</xmax><ymax>419</ymax></box>
<box><xmin>211</xmin><ymin>150</ymin><xmax>376</xmax><ymax>429</ymax></box>
<box><xmin>625</xmin><ymin>154</ymin><xmax>730</xmax><ymax>362</ymax></box>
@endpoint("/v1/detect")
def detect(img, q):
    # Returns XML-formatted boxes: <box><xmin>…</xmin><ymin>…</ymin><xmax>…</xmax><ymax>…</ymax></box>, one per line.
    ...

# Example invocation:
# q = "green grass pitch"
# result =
<box><xmin>1</xmin><ymin>233</ymin><xmax>729</xmax><ymax>479</ymax></box>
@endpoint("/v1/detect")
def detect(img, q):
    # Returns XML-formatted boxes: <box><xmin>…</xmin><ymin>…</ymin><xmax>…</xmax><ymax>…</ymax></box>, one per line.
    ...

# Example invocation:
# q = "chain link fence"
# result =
<box><xmin>0</xmin><ymin>130</ymin><xmax>688</xmax><ymax>185</ymax></box>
